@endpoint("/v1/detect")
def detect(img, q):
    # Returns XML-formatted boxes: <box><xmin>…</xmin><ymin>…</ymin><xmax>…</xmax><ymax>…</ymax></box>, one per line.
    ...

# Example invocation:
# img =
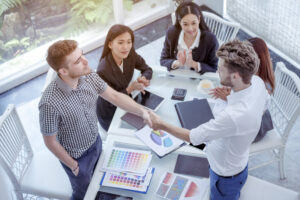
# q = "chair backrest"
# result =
<box><xmin>202</xmin><ymin>11</ymin><xmax>240</xmax><ymax>44</ymax></box>
<box><xmin>0</xmin><ymin>104</ymin><xmax>33</xmax><ymax>188</ymax></box>
<box><xmin>41</xmin><ymin>68</ymin><xmax>57</xmax><ymax>93</ymax></box>
<box><xmin>269</xmin><ymin>62</ymin><xmax>300</xmax><ymax>144</ymax></box>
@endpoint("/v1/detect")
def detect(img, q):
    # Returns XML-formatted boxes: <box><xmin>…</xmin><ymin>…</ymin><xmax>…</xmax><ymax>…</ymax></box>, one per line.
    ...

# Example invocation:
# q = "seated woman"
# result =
<box><xmin>160</xmin><ymin>1</ymin><xmax>219</xmax><ymax>74</ymax></box>
<box><xmin>96</xmin><ymin>24</ymin><xmax>153</xmax><ymax>131</ymax></box>
<box><xmin>210</xmin><ymin>37</ymin><xmax>275</xmax><ymax>142</ymax></box>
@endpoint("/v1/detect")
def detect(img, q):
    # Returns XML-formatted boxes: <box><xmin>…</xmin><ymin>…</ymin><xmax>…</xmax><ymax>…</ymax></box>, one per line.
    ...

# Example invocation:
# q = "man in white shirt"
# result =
<box><xmin>149</xmin><ymin>40</ymin><xmax>268</xmax><ymax>200</ymax></box>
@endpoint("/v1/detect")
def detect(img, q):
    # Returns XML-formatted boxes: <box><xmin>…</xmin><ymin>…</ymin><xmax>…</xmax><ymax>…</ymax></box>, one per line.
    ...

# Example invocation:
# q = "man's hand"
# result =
<box><xmin>142</xmin><ymin>109</ymin><xmax>152</xmax><ymax>128</ymax></box>
<box><xmin>148</xmin><ymin>110</ymin><xmax>163</xmax><ymax>130</ymax></box>
<box><xmin>209</xmin><ymin>86</ymin><xmax>231</xmax><ymax>101</ymax></box>
<box><xmin>72</xmin><ymin>165</ymin><xmax>79</xmax><ymax>176</ymax></box>
<box><xmin>137</xmin><ymin>76</ymin><xmax>150</xmax><ymax>87</ymax></box>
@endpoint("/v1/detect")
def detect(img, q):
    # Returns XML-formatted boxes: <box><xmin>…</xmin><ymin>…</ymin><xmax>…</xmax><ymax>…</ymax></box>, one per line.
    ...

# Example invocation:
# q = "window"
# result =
<box><xmin>227</xmin><ymin>0</ymin><xmax>300</xmax><ymax>66</ymax></box>
<box><xmin>0</xmin><ymin>0</ymin><xmax>172</xmax><ymax>93</ymax></box>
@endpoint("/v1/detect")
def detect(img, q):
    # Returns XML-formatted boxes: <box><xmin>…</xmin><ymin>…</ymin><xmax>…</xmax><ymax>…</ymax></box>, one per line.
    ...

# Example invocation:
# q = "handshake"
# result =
<box><xmin>141</xmin><ymin>109</ymin><xmax>163</xmax><ymax>131</ymax></box>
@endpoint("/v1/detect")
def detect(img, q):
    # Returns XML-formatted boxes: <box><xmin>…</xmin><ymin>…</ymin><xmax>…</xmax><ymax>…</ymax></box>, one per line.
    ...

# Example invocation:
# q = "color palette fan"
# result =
<box><xmin>101</xmin><ymin>147</ymin><xmax>152</xmax><ymax>175</ymax></box>
<box><xmin>100</xmin><ymin>168</ymin><xmax>155</xmax><ymax>193</ymax></box>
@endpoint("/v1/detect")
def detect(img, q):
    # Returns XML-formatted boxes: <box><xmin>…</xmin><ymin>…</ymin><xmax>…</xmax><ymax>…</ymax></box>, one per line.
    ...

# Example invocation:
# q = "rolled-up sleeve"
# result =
<box><xmin>190</xmin><ymin>111</ymin><xmax>237</xmax><ymax>145</ymax></box>
<box><xmin>39</xmin><ymin>103</ymin><xmax>59</xmax><ymax>136</ymax></box>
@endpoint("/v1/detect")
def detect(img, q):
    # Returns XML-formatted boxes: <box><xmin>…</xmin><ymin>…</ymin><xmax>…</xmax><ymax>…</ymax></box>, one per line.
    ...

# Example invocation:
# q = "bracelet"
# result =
<box><xmin>72</xmin><ymin>164</ymin><xmax>79</xmax><ymax>172</ymax></box>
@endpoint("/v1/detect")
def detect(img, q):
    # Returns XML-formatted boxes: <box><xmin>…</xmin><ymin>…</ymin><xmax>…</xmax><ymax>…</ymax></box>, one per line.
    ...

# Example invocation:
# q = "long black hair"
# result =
<box><xmin>174</xmin><ymin>1</ymin><xmax>209</xmax><ymax>33</ymax></box>
<box><xmin>100</xmin><ymin>24</ymin><xmax>135</xmax><ymax>61</ymax></box>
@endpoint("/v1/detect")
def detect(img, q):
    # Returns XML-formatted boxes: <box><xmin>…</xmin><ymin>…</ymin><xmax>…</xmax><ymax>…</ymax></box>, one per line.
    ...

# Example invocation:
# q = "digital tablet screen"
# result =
<box><xmin>134</xmin><ymin>90</ymin><xmax>164</xmax><ymax>111</ymax></box>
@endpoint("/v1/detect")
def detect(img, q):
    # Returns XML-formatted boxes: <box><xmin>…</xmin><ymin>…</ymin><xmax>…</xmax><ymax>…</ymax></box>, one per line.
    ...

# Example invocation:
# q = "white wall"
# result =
<box><xmin>0</xmin><ymin>167</ymin><xmax>15</xmax><ymax>200</ymax></box>
<box><xmin>195</xmin><ymin>0</ymin><xmax>226</xmax><ymax>16</ymax></box>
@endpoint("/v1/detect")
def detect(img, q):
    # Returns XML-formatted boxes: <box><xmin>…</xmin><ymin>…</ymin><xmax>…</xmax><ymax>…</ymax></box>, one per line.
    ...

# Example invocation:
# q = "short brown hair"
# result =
<box><xmin>46</xmin><ymin>40</ymin><xmax>78</xmax><ymax>72</ymax></box>
<box><xmin>216</xmin><ymin>40</ymin><xmax>259</xmax><ymax>84</ymax></box>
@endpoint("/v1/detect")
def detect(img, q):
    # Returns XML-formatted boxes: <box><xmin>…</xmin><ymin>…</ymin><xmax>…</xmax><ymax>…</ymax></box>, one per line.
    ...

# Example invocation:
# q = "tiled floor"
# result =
<box><xmin>1</xmin><ymin>14</ymin><xmax>300</xmax><ymax>194</ymax></box>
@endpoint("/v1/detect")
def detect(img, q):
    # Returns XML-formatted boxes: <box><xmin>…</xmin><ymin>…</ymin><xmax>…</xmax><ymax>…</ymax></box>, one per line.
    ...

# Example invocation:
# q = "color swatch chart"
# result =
<box><xmin>156</xmin><ymin>172</ymin><xmax>209</xmax><ymax>200</ymax></box>
<box><xmin>100</xmin><ymin>168</ymin><xmax>155</xmax><ymax>193</ymax></box>
<box><xmin>102</xmin><ymin>147</ymin><xmax>152</xmax><ymax>175</ymax></box>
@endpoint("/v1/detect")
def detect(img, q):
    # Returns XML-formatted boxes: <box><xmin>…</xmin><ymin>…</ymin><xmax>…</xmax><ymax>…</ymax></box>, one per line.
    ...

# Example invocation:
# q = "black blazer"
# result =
<box><xmin>160</xmin><ymin>26</ymin><xmax>219</xmax><ymax>74</ymax></box>
<box><xmin>96</xmin><ymin>50</ymin><xmax>153</xmax><ymax>130</ymax></box>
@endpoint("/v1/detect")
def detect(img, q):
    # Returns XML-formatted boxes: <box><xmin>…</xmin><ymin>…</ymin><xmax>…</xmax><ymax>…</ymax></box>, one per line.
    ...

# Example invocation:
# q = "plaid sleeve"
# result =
<box><xmin>89</xmin><ymin>72</ymin><xmax>107</xmax><ymax>94</ymax></box>
<box><xmin>39</xmin><ymin>103</ymin><xmax>59</xmax><ymax>136</ymax></box>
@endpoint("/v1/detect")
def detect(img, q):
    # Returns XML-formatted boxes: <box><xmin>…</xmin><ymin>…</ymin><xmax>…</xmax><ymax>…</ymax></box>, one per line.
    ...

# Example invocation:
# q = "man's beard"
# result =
<box><xmin>220</xmin><ymin>75</ymin><xmax>233</xmax><ymax>87</ymax></box>
<box><xmin>69</xmin><ymin>67</ymin><xmax>91</xmax><ymax>79</ymax></box>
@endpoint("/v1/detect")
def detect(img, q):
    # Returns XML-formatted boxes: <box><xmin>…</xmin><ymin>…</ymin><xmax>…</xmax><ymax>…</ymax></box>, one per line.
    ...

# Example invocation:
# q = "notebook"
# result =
<box><xmin>174</xmin><ymin>99</ymin><xmax>214</xmax><ymax>130</ymax></box>
<box><xmin>174</xmin><ymin>154</ymin><xmax>209</xmax><ymax>178</ymax></box>
<box><xmin>121</xmin><ymin>112</ymin><xmax>146</xmax><ymax>130</ymax></box>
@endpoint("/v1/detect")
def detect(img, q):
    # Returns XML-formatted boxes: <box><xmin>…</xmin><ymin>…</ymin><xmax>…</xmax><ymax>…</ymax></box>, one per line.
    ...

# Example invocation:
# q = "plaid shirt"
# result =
<box><xmin>39</xmin><ymin>73</ymin><xmax>107</xmax><ymax>158</ymax></box>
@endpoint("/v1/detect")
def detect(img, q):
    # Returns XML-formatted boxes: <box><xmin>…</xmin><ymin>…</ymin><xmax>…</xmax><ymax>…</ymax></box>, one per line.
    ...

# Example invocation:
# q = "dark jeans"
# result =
<box><xmin>61</xmin><ymin>135</ymin><xmax>102</xmax><ymax>200</ymax></box>
<box><xmin>209</xmin><ymin>165</ymin><xmax>248</xmax><ymax>200</ymax></box>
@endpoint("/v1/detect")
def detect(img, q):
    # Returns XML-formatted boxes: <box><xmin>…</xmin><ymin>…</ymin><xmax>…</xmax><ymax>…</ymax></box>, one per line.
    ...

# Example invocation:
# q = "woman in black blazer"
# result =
<box><xmin>160</xmin><ymin>2</ymin><xmax>219</xmax><ymax>74</ymax></box>
<box><xmin>96</xmin><ymin>24</ymin><xmax>153</xmax><ymax>131</ymax></box>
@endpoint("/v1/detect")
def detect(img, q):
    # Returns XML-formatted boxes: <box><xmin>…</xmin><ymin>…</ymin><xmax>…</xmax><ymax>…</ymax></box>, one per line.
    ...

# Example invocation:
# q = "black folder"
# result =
<box><xmin>121</xmin><ymin>112</ymin><xmax>146</xmax><ymax>130</ymax></box>
<box><xmin>174</xmin><ymin>99</ymin><xmax>214</xmax><ymax>130</ymax></box>
<box><xmin>174</xmin><ymin>154</ymin><xmax>209</xmax><ymax>178</ymax></box>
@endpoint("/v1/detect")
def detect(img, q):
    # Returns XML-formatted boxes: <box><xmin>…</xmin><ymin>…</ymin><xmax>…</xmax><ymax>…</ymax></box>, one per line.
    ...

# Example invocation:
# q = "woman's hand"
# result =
<box><xmin>127</xmin><ymin>81</ymin><xmax>145</xmax><ymax>94</ymax></box>
<box><xmin>209</xmin><ymin>86</ymin><xmax>231</xmax><ymax>101</ymax></box>
<box><xmin>186</xmin><ymin>50</ymin><xmax>199</xmax><ymax>71</ymax></box>
<box><xmin>137</xmin><ymin>76</ymin><xmax>150</xmax><ymax>87</ymax></box>
<box><xmin>177</xmin><ymin>49</ymin><xmax>186</xmax><ymax>66</ymax></box>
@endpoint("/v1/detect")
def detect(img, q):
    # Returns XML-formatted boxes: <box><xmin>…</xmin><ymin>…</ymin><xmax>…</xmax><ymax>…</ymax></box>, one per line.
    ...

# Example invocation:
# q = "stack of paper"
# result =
<box><xmin>100</xmin><ymin>147</ymin><xmax>154</xmax><ymax>193</ymax></box>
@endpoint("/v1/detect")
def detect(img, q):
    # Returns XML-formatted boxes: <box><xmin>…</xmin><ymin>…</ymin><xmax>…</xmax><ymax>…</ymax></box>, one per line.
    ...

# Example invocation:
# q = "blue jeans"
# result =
<box><xmin>209</xmin><ymin>165</ymin><xmax>248</xmax><ymax>200</ymax></box>
<box><xmin>61</xmin><ymin>135</ymin><xmax>102</xmax><ymax>200</ymax></box>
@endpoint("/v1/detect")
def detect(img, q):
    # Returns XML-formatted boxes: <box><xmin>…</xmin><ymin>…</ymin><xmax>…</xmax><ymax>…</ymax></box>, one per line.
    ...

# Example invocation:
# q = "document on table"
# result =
<box><xmin>135</xmin><ymin>126</ymin><xmax>185</xmax><ymax>157</ymax></box>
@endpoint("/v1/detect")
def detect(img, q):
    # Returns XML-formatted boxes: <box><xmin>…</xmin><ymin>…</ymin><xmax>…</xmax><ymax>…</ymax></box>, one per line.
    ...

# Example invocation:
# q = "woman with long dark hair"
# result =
<box><xmin>96</xmin><ymin>24</ymin><xmax>153</xmax><ymax>131</ymax></box>
<box><xmin>248</xmin><ymin>37</ymin><xmax>275</xmax><ymax>93</ymax></box>
<box><xmin>160</xmin><ymin>1</ymin><xmax>219</xmax><ymax>73</ymax></box>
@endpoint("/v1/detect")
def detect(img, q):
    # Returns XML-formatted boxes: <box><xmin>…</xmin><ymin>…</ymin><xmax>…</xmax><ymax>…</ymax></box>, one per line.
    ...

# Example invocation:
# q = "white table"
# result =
<box><xmin>84</xmin><ymin>68</ymin><xmax>300</xmax><ymax>200</ymax></box>
<box><xmin>85</xmin><ymin>68</ymin><xmax>215</xmax><ymax>200</ymax></box>
<box><xmin>84</xmin><ymin>134</ymin><xmax>209</xmax><ymax>200</ymax></box>
<box><xmin>107</xmin><ymin>67</ymin><xmax>219</xmax><ymax>137</ymax></box>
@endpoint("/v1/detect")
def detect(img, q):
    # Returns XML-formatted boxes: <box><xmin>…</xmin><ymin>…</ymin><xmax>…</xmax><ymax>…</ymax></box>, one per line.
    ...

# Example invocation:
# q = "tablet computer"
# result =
<box><xmin>133</xmin><ymin>90</ymin><xmax>165</xmax><ymax>111</ymax></box>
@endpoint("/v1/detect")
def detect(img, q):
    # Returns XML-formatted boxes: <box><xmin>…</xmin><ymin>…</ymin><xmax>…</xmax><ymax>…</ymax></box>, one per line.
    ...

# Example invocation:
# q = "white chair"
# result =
<box><xmin>0</xmin><ymin>104</ymin><xmax>72</xmax><ymax>200</ymax></box>
<box><xmin>41</xmin><ymin>68</ymin><xmax>57</xmax><ymax>93</ymax></box>
<box><xmin>202</xmin><ymin>11</ymin><xmax>240</xmax><ymax>45</ymax></box>
<box><xmin>249</xmin><ymin>62</ymin><xmax>300</xmax><ymax>179</ymax></box>
<box><xmin>171</xmin><ymin>11</ymin><xmax>240</xmax><ymax>45</ymax></box>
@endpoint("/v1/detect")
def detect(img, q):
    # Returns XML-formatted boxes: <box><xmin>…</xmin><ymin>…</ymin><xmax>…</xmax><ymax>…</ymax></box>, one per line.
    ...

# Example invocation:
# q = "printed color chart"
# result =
<box><xmin>100</xmin><ymin>168</ymin><xmax>155</xmax><ymax>193</ymax></box>
<box><xmin>102</xmin><ymin>147</ymin><xmax>152</xmax><ymax>175</ymax></box>
<box><xmin>156</xmin><ymin>172</ymin><xmax>209</xmax><ymax>200</ymax></box>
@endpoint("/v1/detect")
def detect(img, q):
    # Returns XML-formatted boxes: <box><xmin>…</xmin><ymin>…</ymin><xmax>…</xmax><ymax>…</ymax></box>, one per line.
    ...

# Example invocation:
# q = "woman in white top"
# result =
<box><xmin>160</xmin><ymin>1</ymin><xmax>219</xmax><ymax>74</ymax></box>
